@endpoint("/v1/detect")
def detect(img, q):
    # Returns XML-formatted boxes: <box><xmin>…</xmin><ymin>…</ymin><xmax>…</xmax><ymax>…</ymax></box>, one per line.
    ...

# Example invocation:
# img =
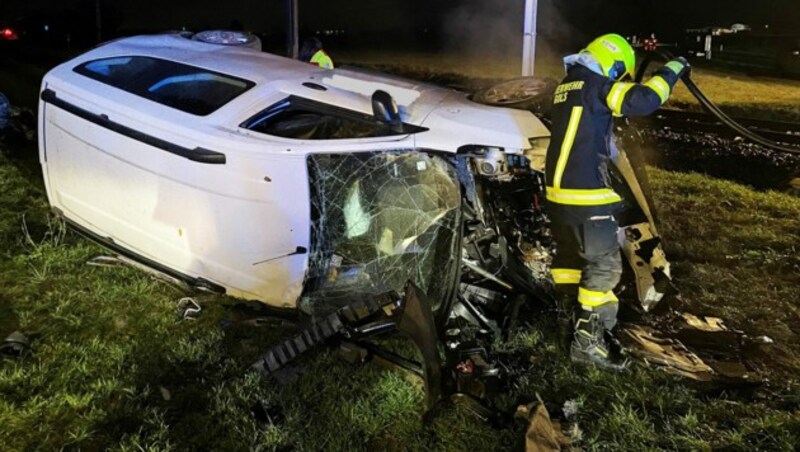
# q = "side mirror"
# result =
<box><xmin>372</xmin><ymin>90</ymin><xmax>403</xmax><ymax>133</ymax></box>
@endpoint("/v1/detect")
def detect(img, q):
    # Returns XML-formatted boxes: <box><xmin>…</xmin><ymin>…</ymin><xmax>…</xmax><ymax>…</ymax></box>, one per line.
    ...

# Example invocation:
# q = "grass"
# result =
<box><xmin>1</xmin><ymin>134</ymin><xmax>800</xmax><ymax>450</ymax></box>
<box><xmin>669</xmin><ymin>68</ymin><xmax>800</xmax><ymax>121</ymax></box>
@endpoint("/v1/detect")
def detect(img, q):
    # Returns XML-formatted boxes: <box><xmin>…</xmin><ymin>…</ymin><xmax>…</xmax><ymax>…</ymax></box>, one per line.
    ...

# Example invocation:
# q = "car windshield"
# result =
<box><xmin>302</xmin><ymin>151</ymin><xmax>461</xmax><ymax>314</ymax></box>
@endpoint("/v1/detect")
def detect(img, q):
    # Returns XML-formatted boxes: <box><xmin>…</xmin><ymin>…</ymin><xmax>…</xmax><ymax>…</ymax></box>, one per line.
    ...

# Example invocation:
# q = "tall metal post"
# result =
<box><xmin>522</xmin><ymin>0</ymin><xmax>538</xmax><ymax>76</ymax></box>
<box><xmin>286</xmin><ymin>0</ymin><xmax>299</xmax><ymax>59</ymax></box>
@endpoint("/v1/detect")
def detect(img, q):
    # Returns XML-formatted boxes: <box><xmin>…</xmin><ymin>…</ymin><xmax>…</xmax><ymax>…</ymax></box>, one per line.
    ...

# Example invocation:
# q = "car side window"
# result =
<box><xmin>74</xmin><ymin>56</ymin><xmax>255</xmax><ymax>116</ymax></box>
<box><xmin>242</xmin><ymin>96</ymin><xmax>425</xmax><ymax>140</ymax></box>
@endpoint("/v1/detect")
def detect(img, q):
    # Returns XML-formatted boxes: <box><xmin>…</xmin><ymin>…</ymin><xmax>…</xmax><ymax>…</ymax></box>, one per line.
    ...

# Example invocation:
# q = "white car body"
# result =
<box><xmin>38</xmin><ymin>34</ymin><xmax>549</xmax><ymax>308</ymax></box>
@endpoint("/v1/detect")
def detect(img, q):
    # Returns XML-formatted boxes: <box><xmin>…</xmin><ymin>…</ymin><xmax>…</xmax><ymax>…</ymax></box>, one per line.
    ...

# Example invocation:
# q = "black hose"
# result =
<box><xmin>639</xmin><ymin>50</ymin><xmax>800</xmax><ymax>156</ymax></box>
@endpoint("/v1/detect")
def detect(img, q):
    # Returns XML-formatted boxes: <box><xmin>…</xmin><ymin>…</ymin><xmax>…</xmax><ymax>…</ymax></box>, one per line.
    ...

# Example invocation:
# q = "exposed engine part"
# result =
<box><xmin>473</xmin><ymin>147</ymin><xmax>508</xmax><ymax>177</ymax></box>
<box><xmin>459</xmin><ymin>283</ymin><xmax>507</xmax><ymax>308</ymax></box>
<box><xmin>447</xmin><ymin>339</ymin><xmax>500</xmax><ymax>400</ymax></box>
<box><xmin>461</xmin><ymin>159</ymin><xmax>555</xmax><ymax>294</ymax></box>
<box><xmin>463</xmin><ymin>257</ymin><xmax>514</xmax><ymax>291</ymax></box>
<box><xmin>451</xmin><ymin>293</ymin><xmax>501</xmax><ymax>338</ymax></box>
<box><xmin>443</xmin><ymin>314</ymin><xmax>502</xmax><ymax>409</ymax></box>
<box><xmin>518</xmin><ymin>241</ymin><xmax>553</xmax><ymax>284</ymax></box>
<box><xmin>249</xmin><ymin>123</ymin><xmax>713</xmax><ymax>420</ymax></box>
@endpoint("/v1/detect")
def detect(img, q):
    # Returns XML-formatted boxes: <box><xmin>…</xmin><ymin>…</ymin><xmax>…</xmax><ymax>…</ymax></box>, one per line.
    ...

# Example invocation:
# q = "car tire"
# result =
<box><xmin>471</xmin><ymin>77</ymin><xmax>558</xmax><ymax>116</ymax></box>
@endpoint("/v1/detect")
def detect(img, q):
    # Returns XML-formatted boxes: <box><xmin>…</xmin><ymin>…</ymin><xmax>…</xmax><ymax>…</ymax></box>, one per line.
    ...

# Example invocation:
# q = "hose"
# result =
<box><xmin>637</xmin><ymin>50</ymin><xmax>800</xmax><ymax>156</ymax></box>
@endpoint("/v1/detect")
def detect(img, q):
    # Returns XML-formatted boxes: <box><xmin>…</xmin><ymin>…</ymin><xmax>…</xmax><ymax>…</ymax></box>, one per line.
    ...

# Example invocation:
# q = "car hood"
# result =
<box><xmin>315</xmin><ymin>69</ymin><xmax>548</xmax><ymax>152</ymax></box>
<box><xmin>416</xmin><ymin>92</ymin><xmax>549</xmax><ymax>152</ymax></box>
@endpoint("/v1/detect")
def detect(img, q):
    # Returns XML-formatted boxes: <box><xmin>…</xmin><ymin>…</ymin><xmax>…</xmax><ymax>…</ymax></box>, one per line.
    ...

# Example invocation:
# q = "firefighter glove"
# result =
<box><xmin>666</xmin><ymin>57</ymin><xmax>691</xmax><ymax>78</ymax></box>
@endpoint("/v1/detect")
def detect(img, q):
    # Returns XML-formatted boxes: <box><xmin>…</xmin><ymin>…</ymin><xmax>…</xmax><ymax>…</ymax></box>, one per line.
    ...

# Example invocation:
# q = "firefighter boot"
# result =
<box><xmin>570</xmin><ymin>307</ymin><xmax>628</xmax><ymax>371</ymax></box>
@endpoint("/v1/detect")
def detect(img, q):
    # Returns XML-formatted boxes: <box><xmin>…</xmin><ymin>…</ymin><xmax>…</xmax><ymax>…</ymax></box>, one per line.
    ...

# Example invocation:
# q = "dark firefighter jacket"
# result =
<box><xmin>544</xmin><ymin>61</ymin><xmax>683</xmax><ymax>215</ymax></box>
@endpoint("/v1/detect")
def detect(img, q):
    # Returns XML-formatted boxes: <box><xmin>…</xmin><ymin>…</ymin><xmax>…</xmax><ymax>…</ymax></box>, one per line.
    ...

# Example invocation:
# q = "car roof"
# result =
<box><xmin>47</xmin><ymin>33</ymin><xmax>548</xmax><ymax>151</ymax></box>
<box><xmin>76</xmin><ymin>34</ymin><xmax>459</xmax><ymax>125</ymax></box>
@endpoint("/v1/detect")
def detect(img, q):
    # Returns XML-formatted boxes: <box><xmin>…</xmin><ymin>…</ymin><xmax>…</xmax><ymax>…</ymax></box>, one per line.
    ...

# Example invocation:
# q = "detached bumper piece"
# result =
<box><xmin>251</xmin><ymin>281</ymin><xmax>444</xmax><ymax>413</ymax></box>
<box><xmin>251</xmin><ymin>291</ymin><xmax>396</xmax><ymax>375</ymax></box>
<box><xmin>251</xmin><ymin>311</ymin><xmax>346</xmax><ymax>375</ymax></box>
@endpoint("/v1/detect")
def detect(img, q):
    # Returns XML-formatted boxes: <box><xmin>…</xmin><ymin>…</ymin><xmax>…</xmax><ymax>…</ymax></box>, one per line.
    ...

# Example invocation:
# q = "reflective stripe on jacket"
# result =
<box><xmin>545</xmin><ymin>63</ymin><xmax>681</xmax><ymax>206</ymax></box>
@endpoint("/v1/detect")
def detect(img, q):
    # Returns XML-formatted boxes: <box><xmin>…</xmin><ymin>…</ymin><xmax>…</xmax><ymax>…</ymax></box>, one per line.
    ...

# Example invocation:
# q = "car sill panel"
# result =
<box><xmin>57</xmin><ymin>212</ymin><xmax>226</xmax><ymax>294</ymax></box>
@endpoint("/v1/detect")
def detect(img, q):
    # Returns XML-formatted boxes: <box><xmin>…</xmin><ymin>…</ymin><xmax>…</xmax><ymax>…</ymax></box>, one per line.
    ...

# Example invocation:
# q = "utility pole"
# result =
<box><xmin>522</xmin><ymin>0</ymin><xmax>538</xmax><ymax>76</ymax></box>
<box><xmin>286</xmin><ymin>0</ymin><xmax>299</xmax><ymax>59</ymax></box>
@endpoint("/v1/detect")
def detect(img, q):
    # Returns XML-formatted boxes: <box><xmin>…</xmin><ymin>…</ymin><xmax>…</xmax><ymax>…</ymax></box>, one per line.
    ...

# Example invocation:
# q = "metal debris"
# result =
<box><xmin>177</xmin><ymin>298</ymin><xmax>202</xmax><ymax>321</ymax></box>
<box><xmin>619</xmin><ymin>325</ymin><xmax>715</xmax><ymax>381</ymax></box>
<box><xmin>87</xmin><ymin>254</ymin><xmax>187</xmax><ymax>289</ymax></box>
<box><xmin>619</xmin><ymin>312</ymin><xmax>761</xmax><ymax>384</ymax></box>
<box><xmin>673</xmin><ymin>313</ymin><xmax>744</xmax><ymax>355</ymax></box>
<box><xmin>86</xmin><ymin>255</ymin><xmax>127</xmax><ymax>267</ymax></box>
<box><xmin>678</xmin><ymin>313</ymin><xmax>727</xmax><ymax>332</ymax></box>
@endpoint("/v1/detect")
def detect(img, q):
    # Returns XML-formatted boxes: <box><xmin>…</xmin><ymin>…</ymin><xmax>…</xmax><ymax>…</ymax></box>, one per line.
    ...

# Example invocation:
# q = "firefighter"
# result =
<box><xmin>546</xmin><ymin>34</ymin><xmax>689</xmax><ymax>370</ymax></box>
<box><xmin>299</xmin><ymin>37</ymin><xmax>334</xmax><ymax>69</ymax></box>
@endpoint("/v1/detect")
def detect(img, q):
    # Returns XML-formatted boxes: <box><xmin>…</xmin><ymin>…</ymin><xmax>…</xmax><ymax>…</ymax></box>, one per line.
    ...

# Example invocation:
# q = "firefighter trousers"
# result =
<box><xmin>550</xmin><ymin>214</ymin><xmax>622</xmax><ymax>330</ymax></box>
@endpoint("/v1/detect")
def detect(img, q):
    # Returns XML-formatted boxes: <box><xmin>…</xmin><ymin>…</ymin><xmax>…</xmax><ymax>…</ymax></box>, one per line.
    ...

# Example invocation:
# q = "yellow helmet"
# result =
<box><xmin>584</xmin><ymin>34</ymin><xmax>636</xmax><ymax>81</ymax></box>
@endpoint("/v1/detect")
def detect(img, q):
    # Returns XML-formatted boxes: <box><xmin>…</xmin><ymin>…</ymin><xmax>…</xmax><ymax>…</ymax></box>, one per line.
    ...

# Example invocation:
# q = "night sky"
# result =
<box><xmin>3</xmin><ymin>0</ymin><xmax>799</xmax><ymax>50</ymax></box>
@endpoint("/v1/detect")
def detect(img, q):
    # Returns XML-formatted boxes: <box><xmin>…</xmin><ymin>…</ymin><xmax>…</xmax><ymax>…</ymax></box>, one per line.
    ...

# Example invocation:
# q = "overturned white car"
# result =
<box><xmin>38</xmin><ymin>32</ymin><xmax>673</xmax><ymax>411</ymax></box>
<box><xmin>38</xmin><ymin>33</ymin><xmax>555</xmax><ymax>305</ymax></box>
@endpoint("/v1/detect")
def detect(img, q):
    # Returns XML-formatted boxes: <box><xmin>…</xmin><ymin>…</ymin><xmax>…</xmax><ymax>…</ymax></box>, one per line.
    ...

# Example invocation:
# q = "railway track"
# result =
<box><xmin>635</xmin><ymin>109</ymin><xmax>800</xmax><ymax>148</ymax></box>
<box><xmin>625</xmin><ymin>108</ymin><xmax>800</xmax><ymax>191</ymax></box>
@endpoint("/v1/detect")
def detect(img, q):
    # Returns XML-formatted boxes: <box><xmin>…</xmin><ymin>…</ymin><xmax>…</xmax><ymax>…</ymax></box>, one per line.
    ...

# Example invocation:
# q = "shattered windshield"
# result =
<box><xmin>303</xmin><ymin>151</ymin><xmax>461</xmax><ymax>315</ymax></box>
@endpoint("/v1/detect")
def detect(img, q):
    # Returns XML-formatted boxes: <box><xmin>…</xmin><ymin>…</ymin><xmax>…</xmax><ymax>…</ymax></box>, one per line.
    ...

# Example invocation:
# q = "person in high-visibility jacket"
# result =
<box><xmin>546</xmin><ymin>34</ymin><xmax>689</xmax><ymax>370</ymax></box>
<box><xmin>299</xmin><ymin>37</ymin><xmax>334</xmax><ymax>70</ymax></box>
